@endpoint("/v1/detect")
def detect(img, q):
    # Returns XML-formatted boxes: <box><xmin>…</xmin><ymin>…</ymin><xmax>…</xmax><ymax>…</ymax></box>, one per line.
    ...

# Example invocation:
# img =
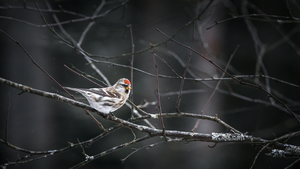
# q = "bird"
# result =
<box><xmin>65</xmin><ymin>78</ymin><xmax>131</xmax><ymax>114</ymax></box>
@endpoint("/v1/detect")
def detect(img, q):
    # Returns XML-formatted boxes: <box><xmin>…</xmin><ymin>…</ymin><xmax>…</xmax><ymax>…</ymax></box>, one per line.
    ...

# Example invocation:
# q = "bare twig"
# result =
<box><xmin>192</xmin><ymin>45</ymin><xmax>239</xmax><ymax>131</ymax></box>
<box><xmin>77</xmin><ymin>0</ymin><xmax>105</xmax><ymax>47</ymax></box>
<box><xmin>77</xmin><ymin>138</ymin><xmax>86</xmax><ymax>156</ymax></box>
<box><xmin>127</xmin><ymin>24</ymin><xmax>135</xmax><ymax>116</ymax></box>
<box><xmin>0</xmin><ymin>4</ymin><xmax>88</xmax><ymax>17</ymax></box>
<box><xmin>285</xmin><ymin>0</ymin><xmax>299</xmax><ymax>20</ymax></box>
<box><xmin>121</xmin><ymin>140</ymin><xmax>165</xmax><ymax>162</ymax></box>
<box><xmin>5</xmin><ymin>93</ymin><xmax>10</xmax><ymax>143</ymax></box>
<box><xmin>176</xmin><ymin>22</ymin><xmax>195</xmax><ymax>113</ymax></box>
<box><xmin>250</xmin><ymin>143</ymin><xmax>270</xmax><ymax>169</ymax></box>
<box><xmin>153</xmin><ymin>52</ymin><xmax>181</xmax><ymax>77</ymax></box>
<box><xmin>85</xmin><ymin>110</ymin><xmax>108</xmax><ymax>132</ymax></box>
<box><xmin>152</xmin><ymin>50</ymin><xmax>167</xmax><ymax>140</ymax></box>
<box><xmin>64</xmin><ymin>65</ymin><xmax>104</xmax><ymax>88</ymax></box>
<box><xmin>136</xmin><ymin>100</ymin><xmax>157</xmax><ymax>109</ymax></box>
<box><xmin>284</xmin><ymin>158</ymin><xmax>300</xmax><ymax>169</ymax></box>
<box><xmin>70</xmin><ymin>135</ymin><xmax>151</xmax><ymax>169</ymax></box>
<box><xmin>206</xmin><ymin>14</ymin><xmax>300</xmax><ymax>30</ymax></box>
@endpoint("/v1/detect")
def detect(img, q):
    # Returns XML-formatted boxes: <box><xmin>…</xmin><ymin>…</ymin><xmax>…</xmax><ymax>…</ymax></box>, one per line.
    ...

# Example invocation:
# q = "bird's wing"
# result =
<box><xmin>86</xmin><ymin>88</ymin><xmax>122</xmax><ymax>99</ymax></box>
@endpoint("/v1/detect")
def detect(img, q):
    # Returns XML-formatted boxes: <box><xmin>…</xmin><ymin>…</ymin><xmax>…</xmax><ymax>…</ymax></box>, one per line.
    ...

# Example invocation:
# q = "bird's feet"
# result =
<box><xmin>108</xmin><ymin>112</ymin><xmax>115</xmax><ymax>118</ymax></box>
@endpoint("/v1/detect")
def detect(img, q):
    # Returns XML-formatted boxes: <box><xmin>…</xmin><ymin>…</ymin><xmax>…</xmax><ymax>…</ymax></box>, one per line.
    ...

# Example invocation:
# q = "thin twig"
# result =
<box><xmin>136</xmin><ymin>100</ymin><xmax>157</xmax><ymax>109</ymax></box>
<box><xmin>71</xmin><ymin>64</ymin><xmax>108</xmax><ymax>86</ymax></box>
<box><xmin>77</xmin><ymin>138</ymin><xmax>86</xmax><ymax>156</ymax></box>
<box><xmin>206</xmin><ymin>13</ymin><xmax>300</xmax><ymax>30</ymax></box>
<box><xmin>153</xmin><ymin>52</ymin><xmax>181</xmax><ymax>77</ymax></box>
<box><xmin>0</xmin><ymin>4</ymin><xmax>88</xmax><ymax>17</ymax></box>
<box><xmin>126</xmin><ymin>100</ymin><xmax>151</xmax><ymax>116</ymax></box>
<box><xmin>5</xmin><ymin>93</ymin><xmax>10</xmax><ymax>143</ymax></box>
<box><xmin>250</xmin><ymin>143</ymin><xmax>270</xmax><ymax>169</ymax></box>
<box><xmin>77</xmin><ymin>0</ymin><xmax>105</xmax><ymax>47</ymax></box>
<box><xmin>64</xmin><ymin>65</ymin><xmax>104</xmax><ymax>88</ymax></box>
<box><xmin>152</xmin><ymin>50</ymin><xmax>167</xmax><ymax>140</ymax></box>
<box><xmin>285</xmin><ymin>0</ymin><xmax>299</xmax><ymax>20</ymax></box>
<box><xmin>85</xmin><ymin>110</ymin><xmax>108</xmax><ymax>132</ymax></box>
<box><xmin>192</xmin><ymin>45</ymin><xmax>239</xmax><ymax>131</ymax></box>
<box><xmin>176</xmin><ymin>21</ymin><xmax>195</xmax><ymax>112</ymax></box>
<box><xmin>127</xmin><ymin>24</ymin><xmax>135</xmax><ymax>116</ymax></box>
<box><xmin>284</xmin><ymin>158</ymin><xmax>300</xmax><ymax>169</ymax></box>
<box><xmin>121</xmin><ymin>140</ymin><xmax>165</xmax><ymax>162</ymax></box>
<box><xmin>70</xmin><ymin>135</ymin><xmax>151</xmax><ymax>169</ymax></box>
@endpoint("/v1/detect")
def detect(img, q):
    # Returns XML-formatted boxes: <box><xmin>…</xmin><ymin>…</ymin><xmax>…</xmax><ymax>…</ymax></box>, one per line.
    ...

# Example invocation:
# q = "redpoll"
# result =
<box><xmin>65</xmin><ymin>78</ymin><xmax>131</xmax><ymax>114</ymax></box>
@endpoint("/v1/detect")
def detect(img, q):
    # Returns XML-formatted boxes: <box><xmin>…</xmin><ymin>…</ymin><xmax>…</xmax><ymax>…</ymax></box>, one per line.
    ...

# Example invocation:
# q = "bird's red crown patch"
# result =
<box><xmin>124</xmin><ymin>79</ymin><xmax>131</xmax><ymax>85</ymax></box>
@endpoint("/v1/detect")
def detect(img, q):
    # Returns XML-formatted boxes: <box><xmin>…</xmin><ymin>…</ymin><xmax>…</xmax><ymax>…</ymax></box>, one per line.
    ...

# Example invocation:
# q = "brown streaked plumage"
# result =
<box><xmin>65</xmin><ymin>78</ymin><xmax>131</xmax><ymax>114</ymax></box>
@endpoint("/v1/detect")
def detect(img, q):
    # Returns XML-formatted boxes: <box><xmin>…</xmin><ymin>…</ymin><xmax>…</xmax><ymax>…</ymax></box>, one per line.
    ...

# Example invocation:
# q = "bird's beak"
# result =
<box><xmin>126</xmin><ymin>86</ymin><xmax>131</xmax><ymax>90</ymax></box>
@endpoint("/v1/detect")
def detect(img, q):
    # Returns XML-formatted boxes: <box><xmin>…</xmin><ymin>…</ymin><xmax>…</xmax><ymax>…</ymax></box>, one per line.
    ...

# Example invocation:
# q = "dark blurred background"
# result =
<box><xmin>1</xmin><ymin>0</ymin><xmax>300</xmax><ymax>168</ymax></box>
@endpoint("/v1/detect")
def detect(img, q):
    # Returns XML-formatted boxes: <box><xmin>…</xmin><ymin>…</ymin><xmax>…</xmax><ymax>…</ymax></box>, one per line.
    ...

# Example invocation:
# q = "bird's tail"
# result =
<box><xmin>64</xmin><ymin>87</ymin><xmax>85</xmax><ymax>93</ymax></box>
